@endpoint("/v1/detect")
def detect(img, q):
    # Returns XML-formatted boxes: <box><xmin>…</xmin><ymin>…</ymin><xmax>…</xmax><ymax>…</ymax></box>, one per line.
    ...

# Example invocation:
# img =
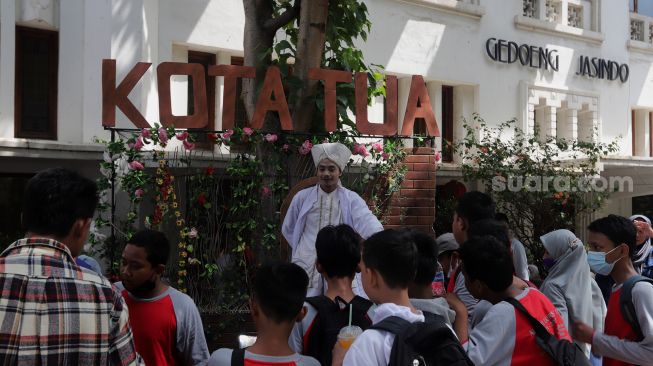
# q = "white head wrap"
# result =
<box><xmin>630</xmin><ymin>214</ymin><xmax>652</xmax><ymax>264</ymax></box>
<box><xmin>311</xmin><ymin>143</ymin><xmax>352</xmax><ymax>172</ymax></box>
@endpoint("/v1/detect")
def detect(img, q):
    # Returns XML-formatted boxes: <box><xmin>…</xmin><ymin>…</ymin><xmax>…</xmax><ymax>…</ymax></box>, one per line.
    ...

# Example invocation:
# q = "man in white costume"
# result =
<box><xmin>282</xmin><ymin>142</ymin><xmax>384</xmax><ymax>297</ymax></box>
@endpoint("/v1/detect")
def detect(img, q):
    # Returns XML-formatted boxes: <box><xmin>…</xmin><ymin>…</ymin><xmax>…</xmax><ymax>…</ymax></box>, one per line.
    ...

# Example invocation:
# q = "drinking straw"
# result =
<box><xmin>348</xmin><ymin>303</ymin><xmax>353</xmax><ymax>327</ymax></box>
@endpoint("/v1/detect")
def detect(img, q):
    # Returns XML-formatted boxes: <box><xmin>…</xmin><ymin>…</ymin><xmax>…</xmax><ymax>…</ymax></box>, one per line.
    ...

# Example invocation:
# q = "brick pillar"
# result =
<box><xmin>384</xmin><ymin>147</ymin><xmax>436</xmax><ymax>234</ymax></box>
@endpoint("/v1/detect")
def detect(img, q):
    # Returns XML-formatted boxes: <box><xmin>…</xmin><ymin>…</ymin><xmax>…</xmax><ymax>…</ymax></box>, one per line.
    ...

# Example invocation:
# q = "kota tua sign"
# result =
<box><xmin>101</xmin><ymin>59</ymin><xmax>440</xmax><ymax>136</ymax></box>
<box><xmin>485</xmin><ymin>37</ymin><xmax>629</xmax><ymax>83</ymax></box>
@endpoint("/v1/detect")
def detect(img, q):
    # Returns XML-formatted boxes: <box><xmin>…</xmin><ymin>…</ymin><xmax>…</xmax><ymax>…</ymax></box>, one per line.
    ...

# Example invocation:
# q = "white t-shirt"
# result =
<box><xmin>342</xmin><ymin>303</ymin><xmax>425</xmax><ymax>366</ymax></box>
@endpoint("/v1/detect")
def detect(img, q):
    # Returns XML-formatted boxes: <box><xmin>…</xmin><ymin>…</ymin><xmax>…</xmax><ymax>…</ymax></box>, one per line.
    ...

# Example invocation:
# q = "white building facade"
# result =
<box><xmin>2</xmin><ymin>0</ymin><xmax>653</xmax><ymax>234</ymax></box>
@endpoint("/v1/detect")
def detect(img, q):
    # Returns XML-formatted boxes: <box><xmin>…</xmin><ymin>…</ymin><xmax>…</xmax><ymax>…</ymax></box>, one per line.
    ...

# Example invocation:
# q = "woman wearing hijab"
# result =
<box><xmin>630</xmin><ymin>214</ymin><xmax>653</xmax><ymax>279</ymax></box>
<box><xmin>540</xmin><ymin>229</ymin><xmax>606</xmax><ymax>359</ymax></box>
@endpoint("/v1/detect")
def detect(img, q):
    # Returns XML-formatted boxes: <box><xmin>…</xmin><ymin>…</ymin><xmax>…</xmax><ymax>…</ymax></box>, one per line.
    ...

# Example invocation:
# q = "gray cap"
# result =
<box><xmin>436</xmin><ymin>233</ymin><xmax>459</xmax><ymax>255</ymax></box>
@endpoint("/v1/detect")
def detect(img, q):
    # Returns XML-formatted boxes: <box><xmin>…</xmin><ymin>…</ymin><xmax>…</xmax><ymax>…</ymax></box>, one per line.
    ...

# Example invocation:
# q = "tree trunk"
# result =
<box><xmin>292</xmin><ymin>0</ymin><xmax>329</xmax><ymax>132</ymax></box>
<box><xmin>242</xmin><ymin>0</ymin><xmax>276</xmax><ymax>124</ymax></box>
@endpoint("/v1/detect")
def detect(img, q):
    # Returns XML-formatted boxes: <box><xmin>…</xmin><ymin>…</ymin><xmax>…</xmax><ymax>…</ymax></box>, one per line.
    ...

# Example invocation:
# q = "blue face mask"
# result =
<box><xmin>542</xmin><ymin>257</ymin><xmax>556</xmax><ymax>270</ymax></box>
<box><xmin>587</xmin><ymin>246</ymin><xmax>623</xmax><ymax>276</ymax></box>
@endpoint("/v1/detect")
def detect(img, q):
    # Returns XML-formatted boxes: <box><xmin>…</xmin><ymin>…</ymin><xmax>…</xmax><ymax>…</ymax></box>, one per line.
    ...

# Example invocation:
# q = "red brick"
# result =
<box><xmin>400</xmin><ymin>180</ymin><xmax>414</xmax><ymax>188</ymax></box>
<box><xmin>405</xmin><ymin>171</ymin><xmax>430</xmax><ymax>180</ymax></box>
<box><xmin>418</xmin><ymin>216</ymin><xmax>436</xmax><ymax>225</ymax></box>
<box><xmin>412</xmin><ymin>180</ymin><xmax>436</xmax><ymax>189</ymax></box>
<box><xmin>405</xmin><ymin>207</ymin><xmax>435</xmax><ymax>216</ymax></box>
<box><xmin>413</xmin><ymin>163</ymin><xmax>436</xmax><ymax>172</ymax></box>
<box><xmin>405</xmin><ymin>155</ymin><xmax>431</xmax><ymax>163</ymax></box>
<box><xmin>383</xmin><ymin>224</ymin><xmax>403</xmax><ymax>230</ymax></box>
<box><xmin>429</xmin><ymin>171</ymin><xmax>438</xmax><ymax>179</ymax></box>
<box><xmin>391</xmin><ymin>197</ymin><xmax>435</xmax><ymax>207</ymax></box>
<box><xmin>384</xmin><ymin>216</ymin><xmax>419</xmax><ymax>225</ymax></box>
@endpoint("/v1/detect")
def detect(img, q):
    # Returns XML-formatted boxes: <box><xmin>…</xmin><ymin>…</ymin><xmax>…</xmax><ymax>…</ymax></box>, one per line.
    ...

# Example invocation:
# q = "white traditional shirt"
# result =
<box><xmin>293</xmin><ymin>187</ymin><xmax>342</xmax><ymax>291</ymax></box>
<box><xmin>282</xmin><ymin>184</ymin><xmax>384</xmax><ymax>297</ymax></box>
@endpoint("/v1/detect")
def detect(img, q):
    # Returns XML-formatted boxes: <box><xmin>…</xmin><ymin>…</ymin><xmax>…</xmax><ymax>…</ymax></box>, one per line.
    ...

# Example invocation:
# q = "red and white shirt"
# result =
<box><xmin>592</xmin><ymin>281</ymin><xmax>653</xmax><ymax>366</ymax></box>
<box><xmin>464</xmin><ymin>288</ymin><xmax>571</xmax><ymax>366</ymax></box>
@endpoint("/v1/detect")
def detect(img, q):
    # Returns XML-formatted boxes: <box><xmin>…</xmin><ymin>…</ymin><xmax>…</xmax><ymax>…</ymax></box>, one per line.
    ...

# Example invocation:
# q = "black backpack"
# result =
<box><xmin>303</xmin><ymin>295</ymin><xmax>373</xmax><ymax>366</ymax></box>
<box><xmin>370</xmin><ymin>314</ymin><xmax>474</xmax><ymax>366</ymax></box>
<box><xmin>505</xmin><ymin>298</ymin><xmax>590</xmax><ymax>366</ymax></box>
<box><xmin>230</xmin><ymin>348</ymin><xmax>245</xmax><ymax>366</ymax></box>
<box><xmin>620</xmin><ymin>275</ymin><xmax>653</xmax><ymax>341</ymax></box>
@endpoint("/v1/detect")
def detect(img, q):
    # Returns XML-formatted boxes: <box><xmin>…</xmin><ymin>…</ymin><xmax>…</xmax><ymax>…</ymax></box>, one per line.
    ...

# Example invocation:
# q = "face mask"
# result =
<box><xmin>542</xmin><ymin>258</ymin><xmax>556</xmax><ymax>270</ymax></box>
<box><xmin>587</xmin><ymin>246</ymin><xmax>623</xmax><ymax>276</ymax></box>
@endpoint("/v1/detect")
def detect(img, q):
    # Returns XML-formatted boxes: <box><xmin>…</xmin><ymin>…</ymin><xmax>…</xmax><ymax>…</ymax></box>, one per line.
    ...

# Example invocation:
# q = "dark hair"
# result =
<box><xmin>494</xmin><ymin>212</ymin><xmax>509</xmax><ymax>224</ymax></box>
<box><xmin>460</xmin><ymin>235</ymin><xmax>513</xmax><ymax>292</ymax></box>
<box><xmin>588</xmin><ymin>215</ymin><xmax>637</xmax><ymax>259</ymax></box>
<box><xmin>467</xmin><ymin>219</ymin><xmax>511</xmax><ymax>249</ymax></box>
<box><xmin>128</xmin><ymin>229</ymin><xmax>171</xmax><ymax>266</ymax></box>
<box><xmin>252</xmin><ymin>261</ymin><xmax>309</xmax><ymax>323</ymax></box>
<box><xmin>316</xmin><ymin>225</ymin><xmax>362</xmax><ymax>278</ymax></box>
<box><xmin>455</xmin><ymin>191</ymin><xmax>496</xmax><ymax>224</ymax></box>
<box><xmin>22</xmin><ymin>168</ymin><xmax>98</xmax><ymax>238</ymax></box>
<box><xmin>403</xmin><ymin>229</ymin><xmax>438</xmax><ymax>286</ymax></box>
<box><xmin>363</xmin><ymin>229</ymin><xmax>417</xmax><ymax>289</ymax></box>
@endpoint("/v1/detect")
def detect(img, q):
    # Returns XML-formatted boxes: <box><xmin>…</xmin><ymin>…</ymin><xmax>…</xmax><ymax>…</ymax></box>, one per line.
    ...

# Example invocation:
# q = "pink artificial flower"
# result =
<box><xmin>372</xmin><ymin>142</ymin><xmax>383</xmax><ymax>153</ymax></box>
<box><xmin>282</xmin><ymin>143</ymin><xmax>289</xmax><ymax>151</ymax></box>
<box><xmin>129</xmin><ymin>161</ymin><xmax>145</xmax><ymax>170</ymax></box>
<box><xmin>188</xmin><ymin>227</ymin><xmax>198</xmax><ymax>239</ymax></box>
<box><xmin>382</xmin><ymin>152</ymin><xmax>389</xmax><ymax>160</ymax></box>
<box><xmin>434</xmin><ymin>151</ymin><xmax>442</xmax><ymax>163</ymax></box>
<box><xmin>264</xmin><ymin>133</ymin><xmax>278</xmax><ymax>143</ymax></box>
<box><xmin>176</xmin><ymin>131</ymin><xmax>189</xmax><ymax>141</ymax></box>
<box><xmin>127</xmin><ymin>142</ymin><xmax>135</xmax><ymax>149</ymax></box>
<box><xmin>141</xmin><ymin>128</ymin><xmax>151</xmax><ymax>139</ymax></box>
<box><xmin>158</xmin><ymin>128</ymin><xmax>169</xmax><ymax>145</ymax></box>
<box><xmin>243</xmin><ymin>127</ymin><xmax>254</xmax><ymax>136</ymax></box>
<box><xmin>299</xmin><ymin>140</ymin><xmax>313</xmax><ymax>155</ymax></box>
<box><xmin>183</xmin><ymin>140</ymin><xmax>195</xmax><ymax>150</ymax></box>
<box><xmin>353</xmin><ymin>143</ymin><xmax>370</xmax><ymax>157</ymax></box>
<box><xmin>262</xmin><ymin>186</ymin><xmax>272</xmax><ymax>197</ymax></box>
<box><xmin>222</xmin><ymin>129</ymin><xmax>234</xmax><ymax>140</ymax></box>
<box><xmin>133</xmin><ymin>137</ymin><xmax>144</xmax><ymax>151</ymax></box>
<box><xmin>134</xmin><ymin>188</ymin><xmax>144</xmax><ymax>198</ymax></box>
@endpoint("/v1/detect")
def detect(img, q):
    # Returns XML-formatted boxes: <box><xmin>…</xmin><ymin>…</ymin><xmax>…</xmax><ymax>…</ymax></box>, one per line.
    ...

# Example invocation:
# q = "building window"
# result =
<box><xmin>521</xmin><ymin>0</ymin><xmax>597</xmax><ymax>31</ymax></box>
<box><xmin>15</xmin><ymin>26</ymin><xmax>58</xmax><ymax>139</ymax></box>
<box><xmin>187</xmin><ymin>51</ymin><xmax>216</xmax><ymax>147</ymax></box>
<box><xmin>0</xmin><ymin>174</ymin><xmax>32</xmax><ymax>251</ymax></box>
<box><xmin>631</xmin><ymin>109</ymin><xmax>653</xmax><ymax>157</ymax></box>
<box><xmin>630</xmin><ymin>0</ymin><xmax>653</xmax><ymax>43</ymax></box>
<box><xmin>442</xmin><ymin>86</ymin><xmax>454</xmax><ymax>163</ymax></box>
<box><xmin>632</xmin><ymin>0</ymin><xmax>653</xmax><ymax>17</ymax></box>
<box><xmin>526</xmin><ymin>86</ymin><xmax>598</xmax><ymax>143</ymax></box>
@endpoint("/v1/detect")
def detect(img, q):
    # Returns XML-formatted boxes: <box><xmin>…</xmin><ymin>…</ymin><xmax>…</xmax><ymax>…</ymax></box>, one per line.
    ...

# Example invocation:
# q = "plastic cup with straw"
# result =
<box><xmin>337</xmin><ymin>304</ymin><xmax>363</xmax><ymax>349</ymax></box>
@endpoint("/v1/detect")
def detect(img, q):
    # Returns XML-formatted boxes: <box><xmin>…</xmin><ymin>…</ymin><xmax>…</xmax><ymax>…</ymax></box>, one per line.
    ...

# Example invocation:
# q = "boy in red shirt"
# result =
<box><xmin>118</xmin><ymin>229</ymin><xmax>209</xmax><ymax>366</ymax></box>
<box><xmin>450</xmin><ymin>235</ymin><xmax>571</xmax><ymax>366</ymax></box>
<box><xmin>573</xmin><ymin>215</ymin><xmax>653</xmax><ymax>366</ymax></box>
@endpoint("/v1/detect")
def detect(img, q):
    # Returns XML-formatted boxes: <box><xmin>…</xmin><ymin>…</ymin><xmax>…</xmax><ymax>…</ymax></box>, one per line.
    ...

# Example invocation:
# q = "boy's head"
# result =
<box><xmin>436</xmin><ymin>233</ymin><xmax>460</xmax><ymax>277</ymax></box>
<box><xmin>459</xmin><ymin>235</ymin><xmax>513</xmax><ymax>303</ymax></box>
<box><xmin>22</xmin><ymin>168</ymin><xmax>98</xmax><ymax>256</ymax></box>
<box><xmin>452</xmin><ymin>191</ymin><xmax>495</xmax><ymax>244</ymax></box>
<box><xmin>120</xmin><ymin>229</ymin><xmax>170</xmax><ymax>295</ymax></box>
<box><xmin>467</xmin><ymin>219</ymin><xmax>511</xmax><ymax>250</ymax></box>
<box><xmin>251</xmin><ymin>261</ymin><xmax>308</xmax><ymax>325</ymax></box>
<box><xmin>587</xmin><ymin>215</ymin><xmax>637</xmax><ymax>273</ymax></box>
<box><xmin>361</xmin><ymin>229</ymin><xmax>417</xmax><ymax>302</ymax></box>
<box><xmin>315</xmin><ymin>225</ymin><xmax>362</xmax><ymax>279</ymax></box>
<box><xmin>403</xmin><ymin>229</ymin><xmax>438</xmax><ymax>290</ymax></box>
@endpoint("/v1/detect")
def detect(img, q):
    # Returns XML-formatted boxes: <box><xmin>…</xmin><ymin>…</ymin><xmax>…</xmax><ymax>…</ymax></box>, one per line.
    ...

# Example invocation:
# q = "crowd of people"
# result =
<box><xmin>1</xmin><ymin>142</ymin><xmax>652</xmax><ymax>366</ymax></box>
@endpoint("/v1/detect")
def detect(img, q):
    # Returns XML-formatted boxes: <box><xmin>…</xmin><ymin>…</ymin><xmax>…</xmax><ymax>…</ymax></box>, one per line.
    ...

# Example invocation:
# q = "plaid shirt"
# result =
<box><xmin>0</xmin><ymin>238</ymin><xmax>144</xmax><ymax>366</ymax></box>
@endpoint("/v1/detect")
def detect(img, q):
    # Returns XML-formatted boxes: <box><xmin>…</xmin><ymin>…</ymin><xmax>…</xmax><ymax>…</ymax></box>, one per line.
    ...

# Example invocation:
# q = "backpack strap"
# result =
<box><xmin>230</xmin><ymin>348</ymin><xmax>245</xmax><ymax>366</ymax></box>
<box><xmin>370</xmin><ymin>315</ymin><xmax>412</xmax><ymax>335</ymax></box>
<box><xmin>305</xmin><ymin>295</ymin><xmax>336</xmax><ymax>314</ymax></box>
<box><xmin>504</xmin><ymin>298</ymin><xmax>555</xmax><ymax>343</ymax></box>
<box><xmin>619</xmin><ymin>275</ymin><xmax>653</xmax><ymax>341</ymax></box>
